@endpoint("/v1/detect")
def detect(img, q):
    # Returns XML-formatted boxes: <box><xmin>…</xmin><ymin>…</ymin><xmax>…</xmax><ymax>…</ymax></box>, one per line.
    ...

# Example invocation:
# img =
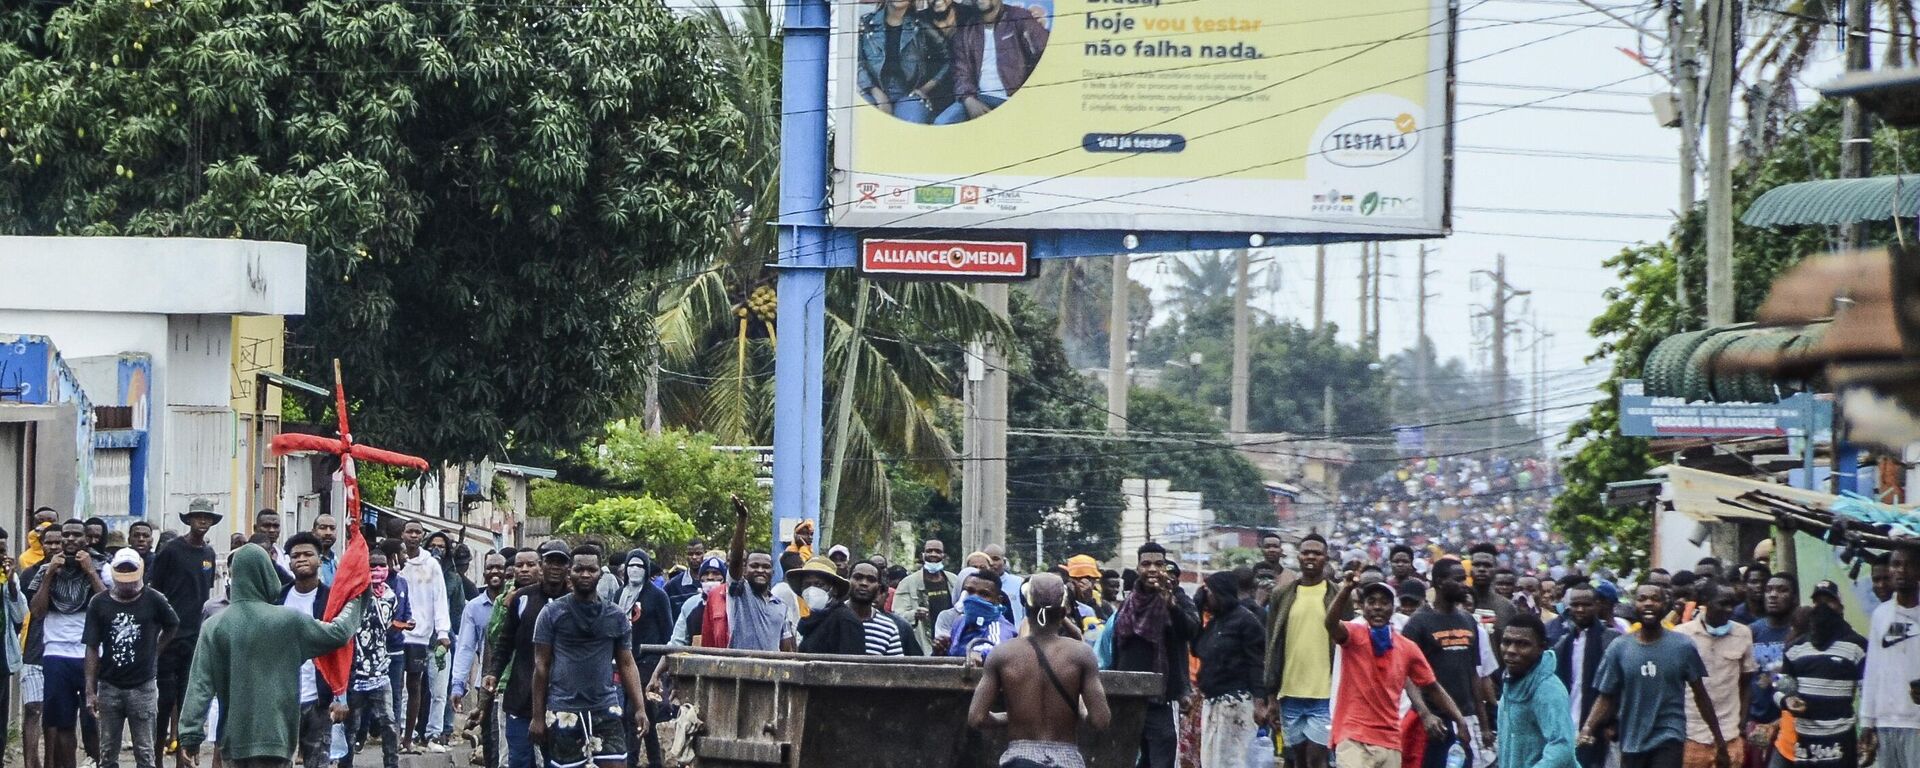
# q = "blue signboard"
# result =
<box><xmin>1393</xmin><ymin>426</ymin><xmax>1426</xmax><ymax>454</ymax></box>
<box><xmin>1617</xmin><ymin>379</ymin><xmax>1832</xmax><ymax>438</ymax></box>
<box><xmin>0</xmin><ymin>336</ymin><xmax>54</xmax><ymax>405</ymax></box>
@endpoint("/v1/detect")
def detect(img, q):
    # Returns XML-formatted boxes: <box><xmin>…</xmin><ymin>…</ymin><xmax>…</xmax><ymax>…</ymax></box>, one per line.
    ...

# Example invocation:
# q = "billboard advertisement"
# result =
<box><xmin>830</xmin><ymin>0</ymin><xmax>1453</xmax><ymax>234</ymax></box>
<box><xmin>1617</xmin><ymin>380</ymin><xmax>1832</xmax><ymax>439</ymax></box>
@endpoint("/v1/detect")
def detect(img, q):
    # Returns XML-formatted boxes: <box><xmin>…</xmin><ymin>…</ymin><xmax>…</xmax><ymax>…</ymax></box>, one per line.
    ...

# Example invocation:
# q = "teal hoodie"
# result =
<box><xmin>1497</xmin><ymin>648</ymin><xmax>1577</xmax><ymax>768</ymax></box>
<box><xmin>179</xmin><ymin>546</ymin><xmax>363</xmax><ymax>760</ymax></box>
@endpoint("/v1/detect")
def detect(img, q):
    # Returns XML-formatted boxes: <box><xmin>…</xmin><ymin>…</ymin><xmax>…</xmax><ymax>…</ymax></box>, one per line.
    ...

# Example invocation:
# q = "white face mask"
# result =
<box><xmin>626</xmin><ymin>565</ymin><xmax>647</xmax><ymax>583</ymax></box>
<box><xmin>802</xmin><ymin>586</ymin><xmax>831</xmax><ymax>611</ymax></box>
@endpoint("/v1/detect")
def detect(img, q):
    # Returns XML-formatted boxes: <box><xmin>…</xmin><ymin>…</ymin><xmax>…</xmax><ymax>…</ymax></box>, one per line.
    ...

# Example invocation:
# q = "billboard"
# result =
<box><xmin>830</xmin><ymin>0</ymin><xmax>1453</xmax><ymax>234</ymax></box>
<box><xmin>1617</xmin><ymin>380</ymin><xmax>1832</xmax><ymax>438</ymax></box>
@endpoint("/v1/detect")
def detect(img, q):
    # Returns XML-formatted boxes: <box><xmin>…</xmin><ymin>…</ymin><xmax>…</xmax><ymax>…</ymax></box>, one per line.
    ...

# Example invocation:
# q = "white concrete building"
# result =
<box><xmin>0</xmin><ymin>237</ymin><xmax>305</xmax><ymax>538</ymax></box>
<box><xmin>1113</xmin><ymin>477</ymin><xmax>1211</xmax><ymax>570</ymax></box>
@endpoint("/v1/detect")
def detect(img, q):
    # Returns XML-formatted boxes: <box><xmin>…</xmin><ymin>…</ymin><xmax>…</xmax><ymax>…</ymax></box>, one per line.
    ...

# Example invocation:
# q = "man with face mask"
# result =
<box><xmin>1674</xmin><ymin>582</ymin><xmax>1755</xmax><ymax>768</ymax></box>
<box><xmin>890</xmin><ymin>539</ymin><xmax>953</xmax><ymax>653</ymax></box>
<box><xmin>1325</xmin><ymin>569</ymin><xmax>1474</xmax><ymax>768</ymax></box>
<box><xmin>83</xmin><ymin>549</ymin><xmax>179</xmax><ymax>768</ymax></box>
<box><xmin>799</xmin><ymin>561</ymin><xmax>921</xmax><ymax>656</ymax></box>
<box><xmin>1551</xmin><ymin>583</ymin><xmax>1622</xmax><ymax>768</ymax></box>
<box><xmin>1770</xmin><ymin>581</ymin><xmax>1865</xmax><ymax>767</ymax></box>
<box><xmin>342</xmin><ymin>549</ymin><xmax>408</xmax><ymax>768</ymax></box>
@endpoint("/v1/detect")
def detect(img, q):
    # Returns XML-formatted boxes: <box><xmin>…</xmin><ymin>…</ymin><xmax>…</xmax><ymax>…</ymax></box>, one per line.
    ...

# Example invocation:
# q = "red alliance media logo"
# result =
<box><xmin>860</xmin><ymin>239</ymin><xmax>1029</xmax><ymax>278</ymax></box>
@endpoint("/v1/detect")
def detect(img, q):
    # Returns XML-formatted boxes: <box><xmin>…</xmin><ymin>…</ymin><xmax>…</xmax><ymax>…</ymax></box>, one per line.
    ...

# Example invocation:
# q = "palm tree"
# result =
<box><xmin>1742</xmin><ymin>0</ymin><xmax>1919</xmax><ymax>152</ymax></box>
<box><xmin>653</xmin><ymin>0</ymin><xmax>1009</xmax><ymax>550</ymax></box>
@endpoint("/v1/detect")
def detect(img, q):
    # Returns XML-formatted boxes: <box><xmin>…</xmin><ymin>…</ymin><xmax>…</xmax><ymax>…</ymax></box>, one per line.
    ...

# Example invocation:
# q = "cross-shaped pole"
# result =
<box><xmin>270</xmin><ymin>360</ymin><xmax>429</xmax><ymax>695</ymax></box>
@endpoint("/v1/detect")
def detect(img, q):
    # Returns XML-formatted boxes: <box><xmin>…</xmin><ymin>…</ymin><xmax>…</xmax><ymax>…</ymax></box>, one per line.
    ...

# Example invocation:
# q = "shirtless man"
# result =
<box><xmin>968</xmin><ymin>573</ymin><xmax>1111</xmax><ymax>768</ymax></box>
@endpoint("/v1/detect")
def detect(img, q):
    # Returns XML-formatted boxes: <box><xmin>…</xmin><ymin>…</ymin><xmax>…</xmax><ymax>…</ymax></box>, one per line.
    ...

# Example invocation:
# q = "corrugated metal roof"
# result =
<box><xmin>1742</xmin><ymin>175</ymin><xmax>1920</xmax><ymax>227</ymax></box>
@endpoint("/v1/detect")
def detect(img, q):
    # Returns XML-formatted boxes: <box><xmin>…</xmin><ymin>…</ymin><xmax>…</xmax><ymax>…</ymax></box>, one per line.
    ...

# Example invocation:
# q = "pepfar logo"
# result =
<box><xmin>1321</xmin><ymin>113</ymin><xmax>1420</xmax><ymax>168</ymax></box>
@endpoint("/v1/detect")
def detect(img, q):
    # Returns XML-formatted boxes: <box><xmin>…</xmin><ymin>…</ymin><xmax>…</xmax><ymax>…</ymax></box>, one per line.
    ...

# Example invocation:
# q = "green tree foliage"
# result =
<box><xmin>559</xmin><ymin>496</ymin><xmax>698</xmax><ymax>554</ymax></box>
<box><xmin>1142</xmin><ymin>299</ymin><xmax>1391</xmax><ymax>437</ymax></box>
<box><xmin>1125</xmin><ymin>387</ymin><xmax>1272</xmax><ymax>527</ymax></box>
<box><xmin>1553</xmin><ymin>101</ymin><xmax>1902</xmax><ymax>569</ymax></box>
<box><xmin>534</xmin><ymin>425</ymin><xmax>769</xmax><ymax>550</ymax></box>
<box><xmin>0</xmin><ymin>0</ymin><xmax>745</xmax><ymax>462</ymax></box>
<box><xmin>1004</xmin><ymin>292</ymin><xmax>1127</xmax><ymax>562</ymax></box>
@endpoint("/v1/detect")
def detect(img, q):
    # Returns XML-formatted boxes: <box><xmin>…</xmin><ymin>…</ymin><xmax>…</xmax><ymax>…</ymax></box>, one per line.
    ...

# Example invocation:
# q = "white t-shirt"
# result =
<box><xmin>1862</xmin><ymin>598</ymin><xmax>1920</xmax><ymax>730</ymax></box>
<box><xmin>284</xmin><ymin>586</ymin><xmax>320</xmax><ymax>705</ymax></box>
<box><xmin>977</xmin><ymin>28</ymin><xmax>1007</xmax><ymax>99</ymax></box>
<box><xmin>42</xmin><ymin>610</ymin><xmax>87</xmax><ymax>659</ymax></box>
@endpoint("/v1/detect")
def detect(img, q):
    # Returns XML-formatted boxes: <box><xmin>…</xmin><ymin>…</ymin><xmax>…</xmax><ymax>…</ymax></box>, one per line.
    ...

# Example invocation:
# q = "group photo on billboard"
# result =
<box><xmin>831</xmin><ymin>0</ymin><xmax>1454</xmax><ymax>235</ymax></box>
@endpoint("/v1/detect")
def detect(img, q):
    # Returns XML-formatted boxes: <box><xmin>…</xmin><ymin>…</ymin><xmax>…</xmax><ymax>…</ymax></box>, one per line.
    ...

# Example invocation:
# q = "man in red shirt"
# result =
<box><xmin>1325</xmin><ymin>570</ymin><xmax>1475</xmax><ymax>768</ymax></box>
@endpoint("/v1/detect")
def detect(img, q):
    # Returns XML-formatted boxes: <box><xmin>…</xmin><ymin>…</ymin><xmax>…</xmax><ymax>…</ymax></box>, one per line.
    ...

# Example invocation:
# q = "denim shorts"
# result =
<box><xmin>1279</xmin><ymin>696</ymin><xmax>1331</xmax><ymax>747</ymax></box>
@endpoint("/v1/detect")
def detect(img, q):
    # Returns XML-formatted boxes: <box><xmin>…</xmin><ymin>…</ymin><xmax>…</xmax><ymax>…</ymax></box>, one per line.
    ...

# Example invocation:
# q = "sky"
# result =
<box><xmin>1125</xmin><ymin>0</ymin><xmax>1849</xmax><ymax>438</ymax></box>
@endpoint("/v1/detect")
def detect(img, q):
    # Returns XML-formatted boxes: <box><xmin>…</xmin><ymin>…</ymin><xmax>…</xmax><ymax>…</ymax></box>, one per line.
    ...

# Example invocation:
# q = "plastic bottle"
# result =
<box><xmin>1246</xmin><ymin>727</ymin><xmax>1275</xmax><ymax>767</ymax></box>
<box><xmin>328</xmin><ymin>723</ymin><xmax>350</xmax><ymax>761</ymax></box>
<box><xmin>1445</xmin><ymin>742</ymin><xmax>1467</xmax><ymax>768</ymax></box>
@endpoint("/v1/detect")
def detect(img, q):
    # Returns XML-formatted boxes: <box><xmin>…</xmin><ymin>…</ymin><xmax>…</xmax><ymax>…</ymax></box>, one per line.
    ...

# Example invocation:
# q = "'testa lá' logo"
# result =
<box><xmin>1321</xmin><ymin>112</ymin><xmax>1420</xmax><ymax>168</ymax></box>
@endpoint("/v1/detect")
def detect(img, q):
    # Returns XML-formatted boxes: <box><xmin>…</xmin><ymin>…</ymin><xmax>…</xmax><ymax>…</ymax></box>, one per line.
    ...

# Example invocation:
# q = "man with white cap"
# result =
<box><xmin>84</xmin><ymin>548</ymin><xmax>180</xmax><ymax>768</ymax></box>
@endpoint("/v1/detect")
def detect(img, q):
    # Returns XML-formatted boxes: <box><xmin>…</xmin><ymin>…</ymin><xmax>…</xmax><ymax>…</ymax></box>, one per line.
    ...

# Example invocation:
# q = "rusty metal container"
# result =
<box><xmin>651</xmin><ymin>646</ymin><xmax>1161</xmax><ymax>768</ymax></box>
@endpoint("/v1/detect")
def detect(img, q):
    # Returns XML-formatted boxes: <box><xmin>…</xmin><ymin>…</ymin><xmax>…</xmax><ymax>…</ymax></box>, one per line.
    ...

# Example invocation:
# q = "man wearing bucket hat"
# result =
<box><xmin>150</xmin><ymin>498</ymin><xmax>221</xmax><ymax>764</ymax></box>
<box><xmin>85</xmin><ymin>549</ymin><xmax>179</xmax><ymax>768</ymax></box>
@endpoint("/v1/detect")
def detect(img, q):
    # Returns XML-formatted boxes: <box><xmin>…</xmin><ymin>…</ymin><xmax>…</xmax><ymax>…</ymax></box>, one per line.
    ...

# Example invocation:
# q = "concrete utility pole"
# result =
<box><xmin>1323</xmin><ymin>383</ymin><xmax>1335</xmax><ymax>436</ymax></box>
<box><xmin>1358</xmin><ymin>243</ymin><xmax>1371</xmax><ymax>345</ymax></box>
<box><xmin>1842</xmin><ymin>0</ymin><xmax>1873</xmax><ymax>248</ymax></box>
<box><xmin>1705</xmin><ymin>0</ymin><xmax>1736</xmax><ymax>325</ymax></box>
<box><xmin>962</xmin><ymin>283</ymin><xmax>1010</xmax><ymax>556</ymax></box>
<box><xmin>1313</xmin><ymin>244</ymin><xmax>1327</xmax><ymax>331</ymax></box>
<box><xmin>1107</xmin><ymin>254</ymin><xmax>1130</xmax><ymax>434</ymax></box>
<box><xmin>1415</xmin><ymin>245</ymin><xmax>1437</xmax><ymax>421</ymax></box>
<box><xmin>1475</xmin><ymin>254</ymin><xmax>1530</xmax><ymax>446</ymax></box>
<box><xmin>1371</xmin><ymin>244</ymin><xmax>1384</xmax><ymax>351</ymax></box>
<box><xmin>1670</xmin><ymin>0</ymin><xmax>1699</xmax><ymax>315</ymax></box>
<box><xmin>1231</xmin><ymin>248</ymin><xmax>1251</xmax><ymax>434</ymax></box>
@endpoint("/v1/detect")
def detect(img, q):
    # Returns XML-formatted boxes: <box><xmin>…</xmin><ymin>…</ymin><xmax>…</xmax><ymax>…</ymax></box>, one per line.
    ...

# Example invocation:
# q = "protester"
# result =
<box><xmin>1672</xmin><ymin>582</ymin><xmax>1753</xmax><ymax>768</ymax></box>
<box><xmin>1063</xmin><ymin>555</ymin><xmax>1111</xmax><ymax>638</ymax></box>
<box><xmin>1193</xmin><ymin>570</ymin><xmax>1265</xmax><ymax>768</ymax></box>
<box><xmin>661</xmin><ymin>539</ymin><xmax>706</xmax><ymax>619</ymax></box>
<box><xmin>667</xmin><ymin>557</ymin><xmax>727</xmax><ymax>647</ymax></box>
<box><xmin>1495</xmin><ymin>614</ymin><xmax>1576</xmax><ymax>768</ymax></box>
<box><xmin>1400</xmin><ymin>558</ymin><xmax>1493</xmax><ymax>767</ymax></box>
<box><xmin>342</xmin><ymin>547</ymin><xmax>407</xmax><ymax>768</ymax></box>
<box><xmin>1744</xmin><ymin>573</ymin><xmax>1798</xmax><ymax>766</ymax></box>
<box><xmin>689</xmin><ymin>500</ymin><xmax>795</xmax><ymax>652</ymax></box>
<box><xmin>1467</xmin><ymin>543</ymin><xmax>1518</xmax><ymax>634</ymax></box>
<box><xmin>1860</xmin><ymin>546</ymin><xmax>1920</xmax><ymax>768</ymax></box>
<box><xmin>273</xmin><ymin>533</ymin><xmax>334</xmax><ymax>768</ymax></box>
<box><xmin>967</xmin><ymin>573</ymin><xmax>1109</xmax><ymax>768</ymax></box>
<box><xmin>450</xmin><ymin>552</ymin><xmax>508</xmax><ymax>768</ymax></box>
<box><xmin>177</xmin><ymin>546</ymin><xmax>363</xmax><ymax>768</ymax></box>
<box><xmin>1111</xmin><ymin>543</ymin><xmax>1199</xmax><ymax>768</ymax></box>
<box><xmin>940</xmin><ymin>569</ymin><xmax>1017</xmax><ymax>661</ymax></box>
<box><xmin>1395</xmin><ymin>578</ymin><xmax>1427</xmax><ymax>629</ymax></box>
<box><xmin>1261</xmin><ymin>533</ymin><xmax>1336</xmax><ymax>768</ymax></box>
<box><xmin>0</xmin><ymin>526</ymin><xmax>24</xmax><ymax>768</ymax></box>
<box><xmin>1552</xmin><ymin>582</ymin><xmax>1623</xmax><ymax>768</ymax></box>
<box><xmin>1325</xmin><ymin>570</ymin><xmax>1474</xmax><ymax>768</ymax></box>
<box><xmin>83</xmin><ymin>549</ymin><xmax>178</xmax><ymax>768</ymax></box>
<box><xmin>396</xmin><ymin>521</ymin><xmax>452</xmax><ymax>754</ymax></box>
<box><xmin>31</xmin><ymin>519</ymin><xmax>106</xmax><ymax>768</ymax></box>
<box><xmin>1580</xmin><ymin>584</ymin><xmax>1730</xmax><ymax>768</ymax></box>
<box><xmin>527</xmin><ymin>547</ymin><xmax>648</xmax><ymax>768</ymax></box>
<box><xmin>1773</xmin><ymin>580</ymin><xmax>1865</xmax><ymax>767</ymax></box>
<box><xmin>310</xmin><ymin>516</ymin><xmax>338</xmax><ymax>586</ymax></box>
<box><xmin>1731</xmin><ymin>564</ymin><xmax>1768</xmax><ymax>625</ymax></box>
<box><xmin>798</xmin><ymin>561</ymin><xmax>921</xmax><ymax>656</ymax></box>
<box><xmin>892</xmin><ymin>539</ymin><xmax>954</xmax><ymax>653</ymax></box>
<box><xmin>980</xmin><ymin>544</ymin><xmax>1027</xmax><ymax>625</ymax></box>
<box><xmin>485</xmin><ymin>540</ymin><xmax>570</xmax><ymax>768</ymax></box>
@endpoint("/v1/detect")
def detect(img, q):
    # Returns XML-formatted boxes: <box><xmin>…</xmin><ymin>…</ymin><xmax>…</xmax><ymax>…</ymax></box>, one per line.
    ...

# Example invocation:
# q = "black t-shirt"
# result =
<box><xmin>922</xmin><ymin>572</ymin><xmax>953</xmax><ymax>618</ymax></box>
<box><xmin>1400</xmin><ymin>606</ymin><xmax>1483</xmax><ymax>715</ymax></box>
<box><xmin>82</xmin><ymin>588</ymin><xmax>180</xmax><ymax>688</ymax></box>
<box><xmin>882</xmin><ymin>23</ymin><xmax>905</xmax><ymax>92</ymax></box>
<box><xmin>147</xmin><ymin>537</ymin><xmax>216</xmax><ymax>636</ymax></box>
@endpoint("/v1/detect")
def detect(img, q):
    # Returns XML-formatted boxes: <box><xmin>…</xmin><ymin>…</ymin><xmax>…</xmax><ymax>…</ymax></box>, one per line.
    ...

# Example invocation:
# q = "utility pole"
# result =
<box><xmin>1035</xmin><ymin>526</ymin><xmax>1044</xmax><ymax>573</ymax></box>
<box><xmin>1371</xmin><ymin>244</ymin><xmax>1384</xmax><ymax>351</ymax></box>
<box><xmin>1474</xmin><ymin>255</ymin><xmax>1530</xmax><ymax>446</ymax></box>
<box><xmin>1313</xmin><ymin>244</ymin><xmax>1327</xmax><ymax>332</ymax></box>
<box><xmin>1842</xmin><ymin>0</ymin><xmax>1872</xmax><ymax>248</ymax></box>
<box><xmin>1704</xmin><ymin>0</ymin><xmax>1735</xmax><ymax>325</ymax></box>
<box><xmin>1107</xmin><ymin>254</ymin><xmax>1130</xmax><ymax>434</ymax></box>
<box><xmin>1323</xmin><ymin>383</ymin><xmax>1335</xmax><ymax>437</ymax></box>
<box><xmin>1357</xmin><ymin>243</ymin><xmax>1371</xmax><ymax>346</ymax></box>
<box><xmin>962</xmin><ymin>284</ymin><xmax>1009</xmax><ymax>555</ymax></box>
<box><xmin>1415</xmin><ymin>245</ymin><xmax>1437</xmax><ymax>421</ymax></box>
<box><xmin>1231</xmin><ymin>248</ymin><xmax>1251</xmax><ymax>434</ymax></box>
<box><xmin>1670</xmin><ymin>0</ymin><xmax>1699</xmax><ymax>316</ymax></box>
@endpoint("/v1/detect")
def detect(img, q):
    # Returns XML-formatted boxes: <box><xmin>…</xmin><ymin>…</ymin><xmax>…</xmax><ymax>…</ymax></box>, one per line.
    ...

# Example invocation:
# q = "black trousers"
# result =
<box><xmin>1621</xmin><ymin>742</ymin><xmax>1684</xmax><ymax>768</ymax></box>
<box><xmin>1576</xmin><ymin>741</ymin><xmax>1611</xmax><ymax>768</ymax></box>
<box><xmin>1135</xmin><ymin>702</ymin><xmax>1176</xmax><ymax>768</ymax></box>
<box><xmin>153</xmin><ymin>636</ymin><xmax>196</xmax><ymax>752</ymax></box>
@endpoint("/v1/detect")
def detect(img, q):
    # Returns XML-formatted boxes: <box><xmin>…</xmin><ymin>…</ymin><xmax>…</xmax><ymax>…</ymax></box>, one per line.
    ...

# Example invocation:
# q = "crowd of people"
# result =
<box><xmin>854</xmin><ymin>0</ymin><xmax>1049</xmax><ymax>124</ymax></box>
<box><xmin>0</xmin><ymin>487</ymin><xmax>1916</xmax><ymax>768</ymax></box>
<box><xmin>1328</xmin><ymin>456</ymin><xmax>1572</xmax><ymax>582</ymax></box>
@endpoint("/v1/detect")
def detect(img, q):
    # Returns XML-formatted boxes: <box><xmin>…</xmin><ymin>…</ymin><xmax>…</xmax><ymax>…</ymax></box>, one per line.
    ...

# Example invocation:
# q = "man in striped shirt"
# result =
<box><xmin>1775</xmin><ymin>581</ymin><xmax>1867</xmax><ymax>767</ymax></box>
<box><xmin>798</xmin><ymin>561</ymin><xmax>923</xmax><ymax>656</ymax></box>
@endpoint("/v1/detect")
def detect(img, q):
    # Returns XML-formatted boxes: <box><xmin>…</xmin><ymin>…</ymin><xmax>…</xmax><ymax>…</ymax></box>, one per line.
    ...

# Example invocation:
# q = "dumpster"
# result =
<box><xmin>650</xmin><ymin>645</ymin><xmax>1162</xmax><ymax>768</ymax></box>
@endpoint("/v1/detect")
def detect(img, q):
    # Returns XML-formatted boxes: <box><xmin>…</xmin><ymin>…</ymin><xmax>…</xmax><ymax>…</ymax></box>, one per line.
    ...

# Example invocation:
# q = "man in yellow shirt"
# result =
<box><xmin>1263</xmin><ymin>533</ymin><xmax>1338</xmax><ymax>768</ymax></box>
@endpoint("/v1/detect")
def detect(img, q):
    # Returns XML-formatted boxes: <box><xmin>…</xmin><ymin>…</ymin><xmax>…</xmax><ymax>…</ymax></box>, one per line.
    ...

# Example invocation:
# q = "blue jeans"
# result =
<box><xmin>935</xmin><ymin>93</ymin><xmax>1007</xmax><ymax>125</ymax></box>
<box><xmin>875</xmin><ymin>87</ymin><xmax>932</xmax><ymax>124</ymax></box>
<box><xmin>505</xmin><ymin>714</ymin><xmax>533</xmax><ymax>768</ymax></box>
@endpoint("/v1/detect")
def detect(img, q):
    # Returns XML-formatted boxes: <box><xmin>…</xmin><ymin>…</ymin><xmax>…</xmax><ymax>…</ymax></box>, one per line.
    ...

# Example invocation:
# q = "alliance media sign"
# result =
<box><xmin>859</xmin><ymin>239</ymin><xmax>1031</xmax><ymax>279</ymax></box>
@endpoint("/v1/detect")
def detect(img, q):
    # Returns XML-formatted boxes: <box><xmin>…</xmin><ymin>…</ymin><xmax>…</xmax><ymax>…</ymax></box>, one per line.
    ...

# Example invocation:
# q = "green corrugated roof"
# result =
<box><xmin>1741</xmin><ymin>175</ymin><xmax>1920</xmax><ymax>227</ymax></box>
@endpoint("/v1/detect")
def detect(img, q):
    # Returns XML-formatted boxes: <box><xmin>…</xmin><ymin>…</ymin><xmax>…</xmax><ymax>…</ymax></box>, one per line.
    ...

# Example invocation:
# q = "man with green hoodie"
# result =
<box><xmin>1497</xmin><ymin>613</ymin><xmax>1576</xmax><ymax>768</ymax></box>
<box><xmin>177</xmin><ymin>546</ymin><xmax>364</xmax><ymax>768</ymax></box>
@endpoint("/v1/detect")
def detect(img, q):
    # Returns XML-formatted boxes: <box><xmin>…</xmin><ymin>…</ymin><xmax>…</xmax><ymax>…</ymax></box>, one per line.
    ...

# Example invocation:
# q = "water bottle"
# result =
<box><xmin>328</xmin><ymin>723</ymin><xmax>350</xmax><ymax>761</ymax></box>
<box><xmin>1445</xmin><ymin>741</ymin><xmax>1467</xmax><ymax>768</ymax></box>
<box><xmin>1245</xmin><ymin>727</ymin><xmax>1276</xmax><ymax>768</ymax></box>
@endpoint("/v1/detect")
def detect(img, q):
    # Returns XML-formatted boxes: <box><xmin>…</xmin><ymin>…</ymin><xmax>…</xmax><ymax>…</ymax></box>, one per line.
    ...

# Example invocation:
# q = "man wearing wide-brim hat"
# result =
<box><xmin>774</xmin><ymin>556</ymin><xmax>847</xmax><ymax>641</ymax></box>
<box><xmin>150</xmin><ymin>497</ymin><xmax>221</xmax><ymax>762</ymax></box>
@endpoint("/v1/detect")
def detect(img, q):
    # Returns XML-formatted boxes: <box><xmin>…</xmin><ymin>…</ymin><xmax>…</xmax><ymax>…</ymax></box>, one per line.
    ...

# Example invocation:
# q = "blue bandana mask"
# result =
<box><xmin>1369</xmin><ymin>624</ymin><xmax>1395</xmax><ymax>657</ymax></box>
<box><xmin>962</xmin><ymin>594</ymin><xmax>1001</xmax><ymax>626</ymax></box>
